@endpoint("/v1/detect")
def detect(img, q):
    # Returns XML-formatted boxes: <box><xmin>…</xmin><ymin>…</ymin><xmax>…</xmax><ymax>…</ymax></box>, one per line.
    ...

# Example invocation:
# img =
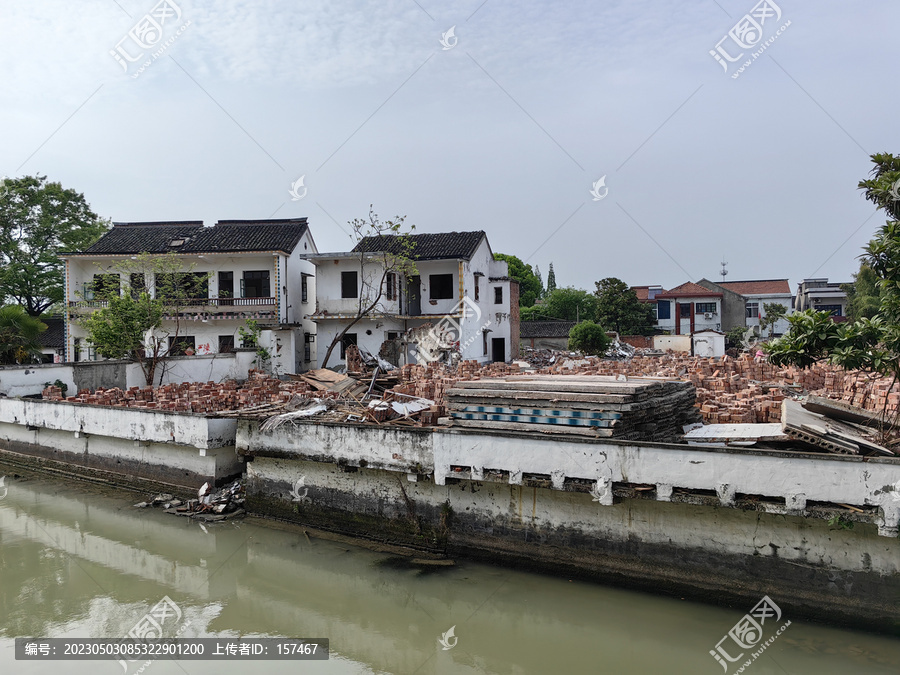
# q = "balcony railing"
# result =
<box><xmin>69</xmin><ymin>297</ymin><xmax>278</xmax><ymax>309</ymax></box>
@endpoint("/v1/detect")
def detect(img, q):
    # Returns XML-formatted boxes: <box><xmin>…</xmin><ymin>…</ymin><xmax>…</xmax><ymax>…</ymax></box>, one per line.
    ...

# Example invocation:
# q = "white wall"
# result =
<box><xmin>692</xmin><ymin>331</ymin><xmax>726</xmax><ymax>358</ymax></box>
<box><xmin>0</xmin><ymin>397</ymin><xmax>237</xmax><ymax>449</ymax></box>
<box><xmin>0</xmin><ymin>352</ymin><xmax>255</xmax><ymax>396</ymax></box>
<box><xmin>0</xmin><ymin>363</ymin><xmax>76</xmax><ymax>397</ymax></box>
<box><xmin>653</xmin><ymin>335</ymin><xmax>691</xmax><ymax>352</ymax></box>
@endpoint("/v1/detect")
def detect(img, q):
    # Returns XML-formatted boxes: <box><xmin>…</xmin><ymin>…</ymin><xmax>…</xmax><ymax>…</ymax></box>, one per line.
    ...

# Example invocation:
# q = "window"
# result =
<box><xmin>92</xmin><ymin>274</ymin><xmax>120</xmax><ymax>300</ymax></box>
<box><xmin>657</xmin><ymin>300</ymin><xmax>671</xmax><ymax>320</ymax></box>
<box><xmin>474</xmin><ymin>276</ymin><xmax>481</xmax><ymax>301</ymax></box>
<box><xmin>341</xmin><ymin>271</ymin><xmax>358</xmax><ymax>299</ymax></box>
<box><xmin>429</xmin><ymin>274</ymin><xmax>454</xmax><ymax>300</ymax></box>
<box><xmin>494</xmin><ymin>286</ymin><xmax>503</xmax><ymax>305</ymax></box>
<box><xmin>340</xmin><ymin>333</ymin><xmax>357</xmax><ymax>360</ymax></box>
<box><xmin>679</xmin><ymin>303</ymin><xmax>691</xmax><ymax>318</ymax></box>
<box><xmin>73</xmin><ymin>338</ymin><xmax>81</xmax><ymax>363</ymax></box>
<box><xmin>696</xmin><ymin>302</ymin><xmax>717</xmax><ymax>314</ymax></box>
<box><xmin>242</xmin><ymin>271</ymin><xmax>270</xmax><ymax>298</ymax></box>
<box><xmin>385</xmin><ymin>273</ymin><xmax>397</xmax><ymax>301</ymax></box>
<box><xmin>301</xmin><ymin>275</ymin><xmax>308</xmax><ymax>303</ymax></box>
<box><xmin>745</xmin><ymin>301</ymin><xmax>759</xmax><ymax>319</ymax></box>
<box><xmin>218</xmin><ymin>335</ymin><xmax>235</xmax><ymax>353</ymax></box>
<box><xmin>817</xmin><ymin>305</ymin><xmax>843</xmax><ymax>317</ymax></box>
<box><xmin>156</xmin><ymin>272</ymin><xmax>208</xmax><ymax>300</ymax></box>
<box><xmin>129</xmin><ymin>273</ymin><xmax>146</xmax><ymax>298</ymax></box>
<box><xmin>303</xmin><ymin>333</ymin><xmax>312</xmax><ymax>362</ymax></box>
<box><xmin>387</xmin><ymin>331</ymin><xmax>400</xmax><ymax>340</ymax></box>
<box><xmin>483</xmin><ymin>330</ymin><xmax>488</xmax><ymax>356</ymax></box>
<box><xmin>169</xmin><ymin>336</ymin><xmax>195</xmax><ymax>356</ymax></box>
<box><xmin>219</xmin><ymin>271</ymin><xmax>234</xmax><ymax>304</ymax></box>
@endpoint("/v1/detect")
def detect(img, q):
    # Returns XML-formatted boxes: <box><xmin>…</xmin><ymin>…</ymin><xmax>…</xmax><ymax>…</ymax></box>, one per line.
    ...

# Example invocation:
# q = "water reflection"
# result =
<box><xmin>0</xmin><ymin>473</ymin><xmax>898</xmax><ymax>674</ymax></box>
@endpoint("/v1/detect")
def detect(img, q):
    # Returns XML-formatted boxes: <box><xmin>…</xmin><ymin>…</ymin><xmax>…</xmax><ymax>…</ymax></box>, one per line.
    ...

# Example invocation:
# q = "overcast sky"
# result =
<box><xmin>2</xmin><ymin>0</ymin><xmax>897</xmax><ymax>293</ymax></box>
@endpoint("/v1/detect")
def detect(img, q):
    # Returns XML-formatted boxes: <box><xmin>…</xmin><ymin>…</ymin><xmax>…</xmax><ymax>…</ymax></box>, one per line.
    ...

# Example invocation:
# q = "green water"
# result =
<box><xmin>0</xmin><ymin>472</ymin><xmax>898</xmax><ymax>675</ymax></box>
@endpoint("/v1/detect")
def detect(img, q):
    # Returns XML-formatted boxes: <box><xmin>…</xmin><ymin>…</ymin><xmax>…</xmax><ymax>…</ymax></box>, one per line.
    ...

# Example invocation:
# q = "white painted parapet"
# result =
<box><xmin>0</xmin><ymin>398</ymin><xmax>235</xmax><ymax>449</ymax></box>
<box><xmin>433</xmin><ymin>429</ymin><xmax>900</xmax><ymax>536</ymax></box>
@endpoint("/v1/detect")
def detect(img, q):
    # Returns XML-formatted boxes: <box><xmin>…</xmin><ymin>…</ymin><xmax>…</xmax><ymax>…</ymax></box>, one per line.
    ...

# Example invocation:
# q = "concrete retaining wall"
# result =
<box><xmin>242</xmin><ymin>421</ymin><xmax>900</xmax><ymax>630</ymax></box>
<box><xmin>0</xmin><ymin>398</ymin><xmax>241</xmax><ymax>487</ymax></box>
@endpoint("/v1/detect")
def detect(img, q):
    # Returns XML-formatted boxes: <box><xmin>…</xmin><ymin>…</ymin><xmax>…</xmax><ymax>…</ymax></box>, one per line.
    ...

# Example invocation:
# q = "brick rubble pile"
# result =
<box><xmin>41</xmin><ymin>355</ymin><xmax>900</xmax><ymax>426</ymax></box>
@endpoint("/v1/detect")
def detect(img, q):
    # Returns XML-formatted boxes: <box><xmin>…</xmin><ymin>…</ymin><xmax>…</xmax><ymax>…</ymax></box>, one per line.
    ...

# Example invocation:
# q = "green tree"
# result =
<box><xmin>321</xmin><ymin>206</ymin><xmax>418</xmax><ymax>368</ymax></box>
<box><xmin>759</xmin><ymin>302</ymin><xmax>788</xmax><ymax>338</ymax></box>
<box><xmin>843</xmin><ymin>263</ymin><xmax>883</xmax><ymax>320</ymax></box>
<box><xmin>593</xmin><ymin>277</ymin><xmax>656</xmax><ymax>335</ymax></box>
<box><xmin>79</xmin><ymin>253</ymin><xmax>209</xmax><ymax>385</ymax></box>
<box><xmin>0</xmin><ymin>175</ymin><xmax>108</xmax><ymax>316</ymax></box>
<box><xmin>568</xmin><ymin>320</ymin><xmax>611</xmax><ymax>356</ymax></box>
<box><xmin>768</xmin><ymin>154</ymin><xmax>900</xmax><ymax>397</ymax></box>
<box><xmin>0</xmin><ymin>305</ymin><xmax>46</xmax><ymax>364</ymax></box>
<box><xmin>493</xmin><ymin>253</ymin><xmax>542</xmax><ymax>307</ymax></box>
<box><xmin>534</xmin><ymin>265</ymin><xmax>544</xmax><ymax>299</ymax></box>
<box><xmin>521</xmin><ymin>287</ymin><xmax>599</xmax><ymax>322</ymax></box>
<box><xmin>546</xmin><ymin>262</ymin><xmax>557</xmax><ymax>294</ymax></box>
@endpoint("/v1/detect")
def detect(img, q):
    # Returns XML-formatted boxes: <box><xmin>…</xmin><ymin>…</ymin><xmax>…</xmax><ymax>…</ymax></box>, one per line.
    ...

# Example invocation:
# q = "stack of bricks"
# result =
<box><xmin>41</xmin><ymin>370</ymin><xmax>316</xmax><ymax>414</ymax></box>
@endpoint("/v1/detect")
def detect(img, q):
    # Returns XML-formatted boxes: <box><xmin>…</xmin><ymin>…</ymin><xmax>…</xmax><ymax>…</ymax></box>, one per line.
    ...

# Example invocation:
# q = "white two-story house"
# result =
<box><xmin>306</xmin><ymin>231</ymin><xmax>518</xmax><ymax>368</ymax></box>
<box><xmin>62</xmin><ymin>218</ymin><xmax>318</xmax><ymax>374</ymax></box>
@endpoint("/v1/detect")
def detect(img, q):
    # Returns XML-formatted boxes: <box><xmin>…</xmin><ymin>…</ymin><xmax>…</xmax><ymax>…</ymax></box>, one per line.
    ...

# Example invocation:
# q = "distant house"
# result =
<box><xmin>520</xmin><ymin>321</ymin><xmax>576</xmax><ymax>351</ymax></box>
<box><xmin>795</xmin><ymin>278</ymin><xmax>849</xmax><ymax>320</ymax></box>
<box><xmin>716</xmin><ymin>279</ymin><xmax>793</xmax><ymax>334</ymax></box>
<box><xmin>62</xmin><ymin>218</ymin><xmax>318</xmax><ymax>373</ymax></box>
<box><xmin>654</xmin><ymin>282</ymin><xmax>725</xmax><ymax>335</ymax></box>
<box><xmin>305</xmin><ymin>231</ymin><xmax>517</xmax><ymax>368</ymax></box>
<box><xmin>637</xmin><ymin>278</ymin><xmax>793</xmax><ymax>336</ymax></box>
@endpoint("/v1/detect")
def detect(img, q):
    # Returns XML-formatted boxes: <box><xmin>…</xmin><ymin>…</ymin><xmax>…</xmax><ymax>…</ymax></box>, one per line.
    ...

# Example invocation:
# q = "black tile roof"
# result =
<box><xmin>39</xmin><ymin>317</ymin><xmax>65</xmax><ymax>349</ymax></box>
<box><xmin>71</xmin><ymin>219</ymin><xmax>309</xmax><ymax>255</ymax></box>
<box><xmin>353</xmin><ymin>231</ymin><xmax>486</xmax><ymax>261</ymax></box>
<box><xmin>519</xmin><ymin>321</ymin><xmax>576</xmax><ymax>338</ymax></box>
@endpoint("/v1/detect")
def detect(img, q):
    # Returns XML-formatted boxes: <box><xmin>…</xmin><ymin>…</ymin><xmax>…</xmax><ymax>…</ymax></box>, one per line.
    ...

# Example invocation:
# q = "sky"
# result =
<box><xmin>1</xmin><ymin>0</ymin><xmax>898</xmax><ymax>293</ymax></box>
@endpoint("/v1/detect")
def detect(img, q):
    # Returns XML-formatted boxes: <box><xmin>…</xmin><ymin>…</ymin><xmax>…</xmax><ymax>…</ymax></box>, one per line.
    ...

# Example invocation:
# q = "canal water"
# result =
<box><xmin>0</xmin><ymin>473</ymin><xmax>898</xmax><ymax>675</ymax></box>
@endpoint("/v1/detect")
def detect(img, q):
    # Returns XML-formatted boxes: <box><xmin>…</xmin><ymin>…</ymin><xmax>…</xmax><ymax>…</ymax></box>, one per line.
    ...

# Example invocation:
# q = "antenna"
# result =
<box><xmin>720</xmin><ymin>260</ymin><xmax>728</xmax><ymax>282</ymax></box>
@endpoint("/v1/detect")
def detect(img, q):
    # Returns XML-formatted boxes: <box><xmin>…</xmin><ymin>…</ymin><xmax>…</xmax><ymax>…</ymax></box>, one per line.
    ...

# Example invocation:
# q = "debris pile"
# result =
<box><xmin>684</xmin><ymin>395</ymin><xmax>896</xmax><ymax>456</ymax></box>
<box><xmin>446</xmin><ymin>375</ymin><xmax>700</xmax><ymax>441</ymax></box>
<box><xmin>134</xmin><ymin>480</ymin><xmax>246</xmax><ymax>521</ymax></box>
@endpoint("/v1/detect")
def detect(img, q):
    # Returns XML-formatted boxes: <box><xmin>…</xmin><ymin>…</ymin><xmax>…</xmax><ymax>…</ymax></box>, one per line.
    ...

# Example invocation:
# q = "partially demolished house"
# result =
<box><xmin>304</xmin><ymin>231</ymin><xmax>519</xmax><ymax>369</ymax></box>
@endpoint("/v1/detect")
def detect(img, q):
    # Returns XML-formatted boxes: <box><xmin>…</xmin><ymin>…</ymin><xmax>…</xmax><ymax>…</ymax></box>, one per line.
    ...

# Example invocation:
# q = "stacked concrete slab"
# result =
<box><xmin>446</xmin><ymin>375</ymin><xmax>700</xmax><ymax>441</ymax></box>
